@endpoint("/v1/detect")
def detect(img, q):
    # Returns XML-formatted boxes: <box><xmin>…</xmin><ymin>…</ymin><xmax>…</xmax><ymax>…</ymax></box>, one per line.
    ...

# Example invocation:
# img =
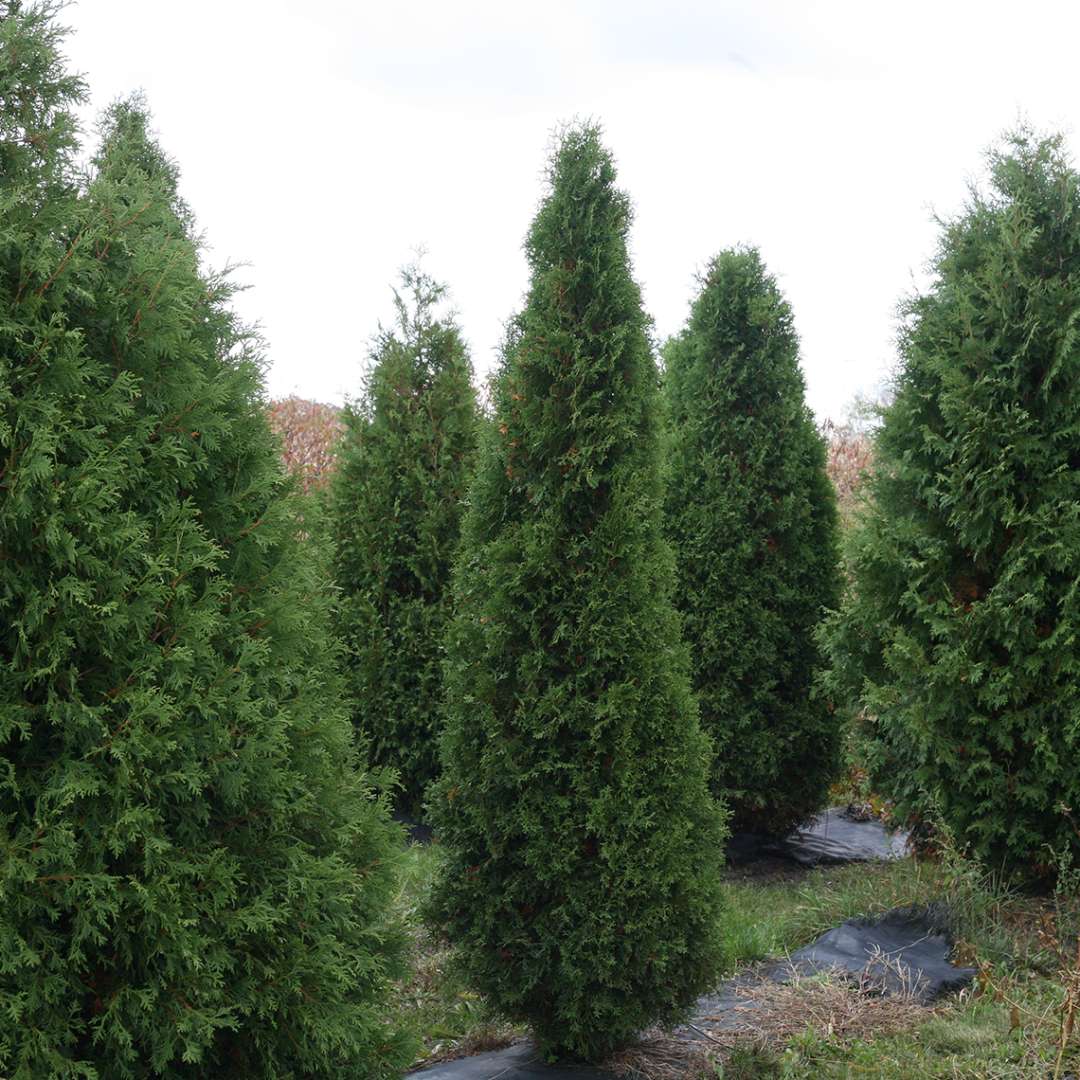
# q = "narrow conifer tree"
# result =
<box><xmin>664</xmin><ymin>248</ymin><xmax>841</xmax><ymax>835</ymax></box>
<box><xmin>0</xmin><ymin>11</ymin><xmax>408</xmax><ymax>1075</ymax></box>
<box><xmin>426</xmin><ymin>124</ymin><xmax>727</xmax><ymax>1061</ymax></box>
<box><xmin>330</xmin><ymin>270</ymin><xmax>477</xmax><ymax>814</ymax></box>
<box><xmin>821</xmin><ymin>131</ymin><xmax>1080</xmax><ymax>879</ymax></box>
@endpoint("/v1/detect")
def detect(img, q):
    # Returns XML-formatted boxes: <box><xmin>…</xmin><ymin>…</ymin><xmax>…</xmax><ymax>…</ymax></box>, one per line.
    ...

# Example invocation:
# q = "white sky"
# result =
<box><xmin>61</xmin><ymin>1</ymin><xmax>1080</xmax><ymax>422</ymax></box>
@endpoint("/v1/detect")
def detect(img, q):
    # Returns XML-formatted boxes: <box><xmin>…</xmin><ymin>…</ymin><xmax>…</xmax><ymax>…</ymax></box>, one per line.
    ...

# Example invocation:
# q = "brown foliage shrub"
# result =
<box><xmin>267</xmin><ymin>396</ymin><xmax>344</xmax><ymax>491</ymax></box>
<box><xmin>266</xmin><ymin>398</ymin><xmax>873</xmax><ymax>510</ymax></box>
<box><xmin>821</xmin><ymin>419</ymin><xmax>873</xmax><ymax>521</ymax></box>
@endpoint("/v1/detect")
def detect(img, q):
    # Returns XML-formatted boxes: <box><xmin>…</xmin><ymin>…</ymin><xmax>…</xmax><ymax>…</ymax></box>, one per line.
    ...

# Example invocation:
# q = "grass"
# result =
<box><xmin>391</xmin><ymin>836</ymin><xmax>1080</xmax><ymax>1077</ymax></box>
<box><xmin>389</xmin><ymin>844</ymin><xmax>524</xmax><ymax>1069</ymax></box>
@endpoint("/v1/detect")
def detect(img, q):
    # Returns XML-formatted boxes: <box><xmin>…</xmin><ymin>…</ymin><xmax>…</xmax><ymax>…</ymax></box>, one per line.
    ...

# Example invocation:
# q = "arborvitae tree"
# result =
<box><xmin>820</xmin><ymin>131</ymin><xmax>1080</xmax><ymax>880</ymax></box>
<box><xmin>330</xmin><ymin>270</ymin><xmax>477</xmax><ymax>814</ymax></box>
<box><xmin>663</xmin><ymin>248</ymin><xmax>841</xmax><ymax>835</ymax></box>
<box><xmin>426</xmin><ymin>124</ymin><xmax>727</xmax><ymax>1062</ymax></box>
<box><xmin>0</xmin><ymin>12</ymin><xmax>408</xmax><ymax>1076</ymax></box>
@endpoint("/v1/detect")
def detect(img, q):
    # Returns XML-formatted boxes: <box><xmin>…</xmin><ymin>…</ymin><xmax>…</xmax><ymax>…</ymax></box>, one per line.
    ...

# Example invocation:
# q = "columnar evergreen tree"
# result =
<box><xmin>664</xmin><ymin>248</ymin><xmax>841</xmax><ymax>835</ymax></box>
<box><xmin>426</xmin><ymin>124</ymin><xmax>727</xmax><ymax>1062</ymax></box>
<box><xmin>0</xmin><ymin>10</ymin><xmax>408</xmax><ymax>1076</ymax></box>
<box><xmin>330</xmin><ymin>270</ymin><xmax>477</xmax><ymax>814</ymax></box>
<box><xmin>821</xmin><ymin>130</ymin><xmax>1080</xmax><ymax>879</ymax></box>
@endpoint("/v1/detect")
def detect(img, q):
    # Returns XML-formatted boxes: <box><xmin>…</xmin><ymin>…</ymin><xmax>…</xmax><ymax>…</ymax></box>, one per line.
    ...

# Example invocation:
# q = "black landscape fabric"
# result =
<box><xmin>408</xmin><ymin>906</ymin><xmax>976</xmax><ymax>1078</ymax></box>
<box><xmin>727</xmin><ymin>806</ymin><xmax>910</xmax><ymax>867</ymax></box>
<box><xmin>409</xmin><ymin>1043</ymin><xmax>608</xmax><ymax>1080</ymax></box>
<box><xmin>777</xmin><ymin>906</ymin><xmax>978</xmax><ymax>1002</ymax></box>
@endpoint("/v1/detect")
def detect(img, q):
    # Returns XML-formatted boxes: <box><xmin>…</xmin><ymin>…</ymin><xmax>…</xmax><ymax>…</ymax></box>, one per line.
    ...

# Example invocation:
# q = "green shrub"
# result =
<box><xmin>330</xmin><ymin>268</ymin><xmax>477</xmax><ymax>814</ymax></box>
<box><xmin>0</xmin><ymin>14</ymin><xmax>408</xmax><ymax>1075</ymax></box>
<box><xmin>820</xmin><ymin>130</ymin><xmax>1080</xmax><ymax>881</ymax></box>
<box><xmin>426</xmin><ymin>124</ymin><xmax>727</xmax><ymax>1062</ymax></box>
<box><xmin>663</xmin><ymin>248</ymin><xmax>841</xmax><ymax>835</ymax></box>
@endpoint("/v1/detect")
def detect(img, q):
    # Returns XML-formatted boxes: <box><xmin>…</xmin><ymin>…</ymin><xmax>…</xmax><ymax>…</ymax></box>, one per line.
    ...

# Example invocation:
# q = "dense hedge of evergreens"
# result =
<box><xmin>664</xmin><ymin>248</ymin><xmax>842</xmax><ymax>835</ymax></box>
<box><xmin>330</xmin><ymin>268</ymin><xmax>477</xmax><ymax>814</ymax></box>
<box><xmin>0</xmin><ymin>9</ymin><xmax>408</xmax><ymax>1075</ymax></box>
<box><xmin>820</xmin><ymin>131</ymin><xmax>1080</xmax><ymax>880</ymax></box>
<box><xmin>13</xmin><ymin>0</ymin><xmax>1080</xmax><ymax>1066</ymax></box>
<box><xmin>425</xmin><ymin>124</ymin><xmax>728</xmax><ymax>1061</ymax></box>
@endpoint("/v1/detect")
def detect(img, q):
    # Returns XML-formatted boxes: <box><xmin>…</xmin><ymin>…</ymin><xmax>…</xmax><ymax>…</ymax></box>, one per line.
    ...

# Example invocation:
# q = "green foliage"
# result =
<box><xmin>664</xmin><ymin>248</ymin><xmax>841</xmax><ymax>835</ymax></box>
<box><xmin>426</xmin><ymin>123</ymin><xmax>728</xmax><ymax>1062</ymax></box>
<box><xmin>0</xmin><ymin>12</ymin><xmax>408</xmax><ymax>1076</ymax></box>
<box><xmin>820</xmin><ymin>130</ymin><xmax>1080</xmax><ymax>880</ymax></box>
<box><xmin>330</xmin><ymin>268</ymin><xmax>477</xmax><ymax>814</ymax></box>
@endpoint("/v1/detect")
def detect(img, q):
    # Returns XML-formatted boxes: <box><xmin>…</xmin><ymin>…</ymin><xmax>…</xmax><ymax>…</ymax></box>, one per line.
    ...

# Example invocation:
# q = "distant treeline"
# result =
<box><xmin>268</xmin><ymin>395</ymin><xmax>875</xmax><ymax>513</ymax></box>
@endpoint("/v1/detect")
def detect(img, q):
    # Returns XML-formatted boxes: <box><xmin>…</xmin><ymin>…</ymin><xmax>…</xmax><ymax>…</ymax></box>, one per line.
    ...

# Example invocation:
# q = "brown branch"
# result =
<box><xmin>35</xmin><ymin>230</ymin><xmax>87</xmax><ymax>298</ymax></box>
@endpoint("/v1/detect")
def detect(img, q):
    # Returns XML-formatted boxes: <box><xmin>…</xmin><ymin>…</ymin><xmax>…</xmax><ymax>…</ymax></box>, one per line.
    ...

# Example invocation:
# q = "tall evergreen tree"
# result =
<box><xmin>330</xmin><ymin>270</ymin><xmax>477</xmax><ymax>814</ymax></box>
<box><xmin>426</xmin><ymin>124</ymin><xmax>727</xmax><ymax>1062</ymax></box>
<box><xmin>0</xmin><ymin>11</ymin><xmax>408</xmax><ymax>1075</ymax></box>
<box><xmin>821</xmin><ymin>131</ymin><xmax>1080</xmax><ymax>880</ymax></box>
<box><xmin>664</xmin><ymin>248</ymin><xmax>841</xmax><ymax>835</ymax></box>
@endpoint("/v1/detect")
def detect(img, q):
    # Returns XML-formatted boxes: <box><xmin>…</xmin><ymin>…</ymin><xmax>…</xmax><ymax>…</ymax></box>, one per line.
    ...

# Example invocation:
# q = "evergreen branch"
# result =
<box><xmin>34</xmin><ymin>227</ymin><xmax>87</xmax><ymax>298</ymax></box>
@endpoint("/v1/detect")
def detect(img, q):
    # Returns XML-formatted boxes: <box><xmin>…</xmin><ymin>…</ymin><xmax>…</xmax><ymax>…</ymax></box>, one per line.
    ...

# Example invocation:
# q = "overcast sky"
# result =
<box><xmin>60</xmin><ymin>1</ymin><xmax>1080</xmax><ymax>422</ymax></box>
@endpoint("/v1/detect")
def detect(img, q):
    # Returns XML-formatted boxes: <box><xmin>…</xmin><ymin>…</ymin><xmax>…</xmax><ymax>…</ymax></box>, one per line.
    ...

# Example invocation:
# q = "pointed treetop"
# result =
<box><xmin>0</xmin><ymin>0</ymin><xmax>85</xmax><ymax>210</ymax></box>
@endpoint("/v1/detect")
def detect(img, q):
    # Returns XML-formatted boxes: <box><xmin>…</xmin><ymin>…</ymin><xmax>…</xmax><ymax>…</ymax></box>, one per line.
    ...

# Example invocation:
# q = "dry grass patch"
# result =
<box><xmin>607</xmin><ymin>968</ymin><xmax>930</xmax><ymax>1080</ymax></box>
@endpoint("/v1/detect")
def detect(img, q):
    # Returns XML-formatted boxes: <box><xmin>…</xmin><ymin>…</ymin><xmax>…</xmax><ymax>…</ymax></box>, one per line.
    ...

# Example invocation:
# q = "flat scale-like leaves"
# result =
<box><xmin>426</xmin><ymin>125</ymin><xmax>727</xmax><ymax>1062</ymax></box>
<box><xmin>821</xmin><ymin>131</ymin><xmax>1080</xmax><ymax>881</ymax></box>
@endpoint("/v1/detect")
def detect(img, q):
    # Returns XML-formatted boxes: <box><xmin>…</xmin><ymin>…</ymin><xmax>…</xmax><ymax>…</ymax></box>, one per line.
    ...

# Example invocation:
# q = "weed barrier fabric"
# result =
<box><xmin>727</xmin><ymin>806</ymin><xmax>909</xmax><ymax>867</ymax></box>
<box><xmin>694</xmin><ymin>907</ymin><xmax>977</xmax><ymax>1024</ymax></box>
<box><xmin>402</xmin><ymin>806</ymin><xmax>908</xmax><ymax>863</ymax></box>
<box><xmin>778</xmin><ymin>906</ymin><xmax>978</xmax><ymax>1002</ymax></box>
<box><xmin>408</xmin><ymin>908</ymin><xmax>975</xmax><ymax>1078</ymax></box>
<box><xmin>408</xmin><ymin>1044</ymin><xmax>608</xmax><ymax>1080</ymax></box>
